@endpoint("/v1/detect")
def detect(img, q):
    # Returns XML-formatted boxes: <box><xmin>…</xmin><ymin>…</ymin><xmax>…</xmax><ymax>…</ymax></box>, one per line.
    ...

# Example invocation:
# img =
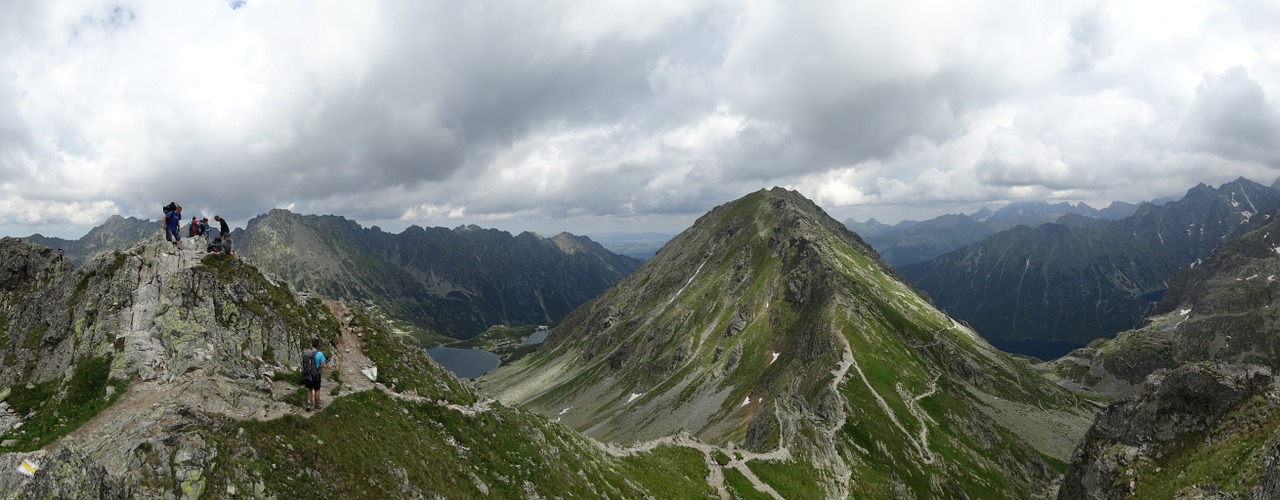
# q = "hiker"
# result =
<box><xmin>214</xmin><ymin>215</ymin><xmax>230</xmax><ymax>239</ymax></box>
<box><xmin>199</xmin><ymin>218</ymin><xmax>212</xmax><ymax>245</ymax></box>
<box><xmin>163</xmin><ymin>202</ymin><xmax>182</xmax><ymax>250</ymax></box>
<box><xmin>223</xmin><ymin>232</ymin><xmax>235</xmax><ymax>256</ymax></box>
<box><xmin>207</xmin><ymin>236</ymin><xmax>222</xmax><ymax>253</ymax></box>
<box><xmin>301</xmin><ymin>338</ymin><xmax>327</xmax><ymax>411</ymax></box>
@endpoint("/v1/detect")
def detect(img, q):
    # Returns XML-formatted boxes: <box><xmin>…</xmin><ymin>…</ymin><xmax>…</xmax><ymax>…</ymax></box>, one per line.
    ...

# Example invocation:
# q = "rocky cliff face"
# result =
<box><xmin>483</xmin><ymin>188</ymin><xmax>1096</xmax><ymax>498</ymax></box>
<box><xmin>1059</xmin><ymin>362</ymin><xmax>1280</xmax><ymax>498</ymax></box>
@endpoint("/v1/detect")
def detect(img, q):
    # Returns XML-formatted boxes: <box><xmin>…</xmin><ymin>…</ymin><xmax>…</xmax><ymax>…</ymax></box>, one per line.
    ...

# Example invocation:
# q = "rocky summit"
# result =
<box><xmin>482</xmin><ymin>187</ymin><xmax>1097</xmax><ymax>498</ymax></box>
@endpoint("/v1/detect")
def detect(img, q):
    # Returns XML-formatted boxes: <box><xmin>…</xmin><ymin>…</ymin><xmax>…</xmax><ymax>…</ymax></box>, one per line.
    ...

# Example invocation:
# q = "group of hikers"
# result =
<box><xmin>162</xmin><ymin>202</ymin><xmax>234</xmax><ymax>255</ymax></box>
<box><xmin>165</xmin><ymin>202</ymin><xmax>330</xmax><ymax>411</ymax></box>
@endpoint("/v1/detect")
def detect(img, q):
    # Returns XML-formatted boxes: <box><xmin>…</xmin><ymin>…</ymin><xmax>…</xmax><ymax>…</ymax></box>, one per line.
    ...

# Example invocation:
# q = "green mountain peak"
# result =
<box><xmin>483</xmin><ymin>188</ymin><xmax>1095</xmax><ymax>497</ymax></box>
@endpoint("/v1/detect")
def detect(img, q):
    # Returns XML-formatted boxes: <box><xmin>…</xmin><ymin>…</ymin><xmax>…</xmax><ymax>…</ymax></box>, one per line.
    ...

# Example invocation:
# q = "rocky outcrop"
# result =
<box><xmin>1060</xmin><ymin>362</ymin><xmax>1278</xmax><ymax>499</ymax></box>
<box><xmin>0</xmin><ymin>234</ymin><xmax>339</xmax><ymax>495</ymax></box>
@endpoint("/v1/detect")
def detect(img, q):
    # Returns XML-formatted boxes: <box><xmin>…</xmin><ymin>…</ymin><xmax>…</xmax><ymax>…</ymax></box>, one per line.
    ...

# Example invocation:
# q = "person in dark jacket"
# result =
<box><xmin>214</xmin><ymin>215</ymin><xmax>230</xmax><ymax>239</ymax></box>
<box><xmin>164</xmin><ymin>205</ymin><xmax>183</xmax><ymax>250</ymax></box>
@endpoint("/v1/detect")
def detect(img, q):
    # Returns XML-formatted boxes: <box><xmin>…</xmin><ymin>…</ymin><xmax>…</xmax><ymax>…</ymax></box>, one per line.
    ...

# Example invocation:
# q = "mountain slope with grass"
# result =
<box><xmin>235</xmin><ymin>209</ymin><xmax>643</xmax><ymax>341</ymax></box>
<box><xmin>482</xmin><ymin>187</ymin><xmax>1097</xmax><ymax>498</ymax></box>
<box><xmin>0</xmin><ymin>234</ymin><xmax>740</xmax><ymax>498</ymax></box>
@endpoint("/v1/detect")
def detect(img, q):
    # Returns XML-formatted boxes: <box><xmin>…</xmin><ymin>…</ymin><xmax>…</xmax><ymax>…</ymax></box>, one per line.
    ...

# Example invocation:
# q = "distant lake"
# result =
<box><xmin>989</xmin><ymin>339</ymin><xmax>1086</xmax><ymax>361</ymax></box>
<box><xmin>522</xmin><ymin>330</ymin><xmax>549</xmax><ymax>345</ymax></box>
<box><xmin>427</xmin><ymin>346</ymin><xmax>500</xmax><ymax>379</ymax></box>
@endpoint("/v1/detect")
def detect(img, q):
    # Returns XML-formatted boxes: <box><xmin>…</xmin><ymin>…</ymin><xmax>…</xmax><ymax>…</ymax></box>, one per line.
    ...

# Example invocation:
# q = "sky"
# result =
<box><xmin>2</xmin><ymin>1</ymin><xmax>1279</xmax><ymax>239</ymax></box>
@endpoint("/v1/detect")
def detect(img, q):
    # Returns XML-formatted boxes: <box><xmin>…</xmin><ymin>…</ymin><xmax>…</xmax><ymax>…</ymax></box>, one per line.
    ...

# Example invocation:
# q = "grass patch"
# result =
<box><xmin>723</xmin><ymin>467</ymin><xmax>773</xmax><ymax>500</ymax></box>
<box><xmin>0</xmin><ymin>356</ymin><xmax>128</xmax><ymax>452</ymax></box>
<box><xmin>746</xmin><ymin>459</ymin><xmax>825</xmax><ymax>499</ymax></box>
<box><xmin>202</xmin><ymin>390</ymin><xmax>712</xmax><ymax>499</ymax></box>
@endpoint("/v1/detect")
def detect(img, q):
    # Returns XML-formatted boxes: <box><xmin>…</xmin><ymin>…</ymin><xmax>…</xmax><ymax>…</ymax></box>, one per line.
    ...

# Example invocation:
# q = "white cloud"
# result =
<box><xmin>1</xmin><ymin>0</ymin><xmax>1279</xmax><ymax>238</ymax></box>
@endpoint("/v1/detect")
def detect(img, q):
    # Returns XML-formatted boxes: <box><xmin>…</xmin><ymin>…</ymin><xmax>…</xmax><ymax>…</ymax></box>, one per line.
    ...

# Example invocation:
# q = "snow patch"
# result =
<box><xmin>741</xmin><ymin>396</ymin><xmax>751</xmax><ymax>407</ymax></box>
<box><xmin>1247</xmin><ymin>274</ymin><xmax>1259</xmax><ymax>281</ymax></box>
<box><xmin>558</xmin><ymin>406</ymin><xmax>572</xmax><ymax>416</ymax></box>
<box><xmin>1180</xmin><ymin>308</ymin><xmax>1192</xmax><ymax>316</ymax></box>
<box><xmin>626</xmin><ymin>393</ymin><xmax>643</xmax><ymax>404</ymax></box>
<box><xmin>361</xmin><ymin>366</ymin><xmax>378</xmax><ymax>382</ymax></box>
<box><xmin>770</xmin><ymin>352</ymin><xmax>780</xmax><ymax>364</ymax></box>
<box><xmin>1269</xmin><ymin>275</ymin><xmax>1276</xmax><ymax>282</ymax></box>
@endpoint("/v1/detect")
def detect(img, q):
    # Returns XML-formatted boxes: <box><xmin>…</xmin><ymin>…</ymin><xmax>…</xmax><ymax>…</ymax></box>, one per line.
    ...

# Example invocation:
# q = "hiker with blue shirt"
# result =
<box><xmin>163</xmin><ymin>202</ymin><xmax>182</xmax><ymax>250</ymax></box>
<box><xmin>301</xmin><ymin>338</ymin><xmax>328</xmax><ymax>411</ymax></box>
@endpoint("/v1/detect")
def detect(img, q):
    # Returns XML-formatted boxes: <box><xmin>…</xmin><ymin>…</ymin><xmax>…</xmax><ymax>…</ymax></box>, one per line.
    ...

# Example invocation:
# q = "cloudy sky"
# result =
<box><xmin>2</xmin><ymin>1</ymin><xmax>1278</xmax><ymax>239</ymax></box>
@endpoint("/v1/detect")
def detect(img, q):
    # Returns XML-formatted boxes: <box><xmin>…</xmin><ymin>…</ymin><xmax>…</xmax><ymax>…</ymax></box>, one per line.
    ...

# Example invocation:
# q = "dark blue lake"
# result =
<box><xmin>427</xmin><ymin>346</ymin><xmax>501</xmax><ymax>379</ymax></box>
<box><xmin>989</xmin><ymin>339</ymin><xmax>1086</xmax><ymax>361</ymax></box>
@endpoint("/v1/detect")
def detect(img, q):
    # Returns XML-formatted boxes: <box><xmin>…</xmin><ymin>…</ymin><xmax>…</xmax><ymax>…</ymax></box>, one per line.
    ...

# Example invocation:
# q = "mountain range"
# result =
<box><xmin>233</xmin><ymin>209</ymin><xmax>643</xmax><ymax>341</ymax></box>
<box><xmin>900</xmin><ymin>177</ymin><xmax>1280</xmax><ymax>346</ymax></box>
<box><xmin>849</xmin><ymin>200</ymin><xmax>1141</xmax><ymax>267</ymax></box>
<box><xmin>23</xmin><ymin>215</ymin><xmax>158</xmax><ymax>266</ymax></box>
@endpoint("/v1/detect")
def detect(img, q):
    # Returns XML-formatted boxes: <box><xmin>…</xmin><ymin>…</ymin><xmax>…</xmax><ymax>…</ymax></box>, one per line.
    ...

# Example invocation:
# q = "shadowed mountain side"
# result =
<box><xmin>482</xmin><ymin>188</ymin><xmax>1096</xmax><ymax>498</ymax></box>
<box><xmin>901</xmin><ymin>223</ymin><xmax>1177</xmax><ymax>345</ymax></box>
<box><xmin>234</xmin><ymin>209</ymin><xmax>642</xmax><ymax>340</ymax></box>
<box><xmin>901</xmin><ymin>177</ymin><xmax>1280</xmax><ymax>345</ymax></box>
<box><xmin>1053</xmin><ymin>205</ymin><xmax>1280</xmax><ymax>396</ymax></box>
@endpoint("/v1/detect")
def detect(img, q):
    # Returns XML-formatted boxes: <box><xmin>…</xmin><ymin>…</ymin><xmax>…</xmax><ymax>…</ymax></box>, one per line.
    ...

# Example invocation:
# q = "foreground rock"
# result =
<box><xmin>1060</xmin><ymin>362</ymin><xmax>1280</xmax><ymax>498</ymax></box>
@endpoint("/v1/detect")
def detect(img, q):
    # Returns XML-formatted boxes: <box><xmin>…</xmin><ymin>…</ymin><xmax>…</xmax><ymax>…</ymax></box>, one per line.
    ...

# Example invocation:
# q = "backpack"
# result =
<box><xmin>163</xmin><ymin>201</ymin><xmax>177</xmax><ymax>214</ymax></box>
<box><xmin>301</xmin><ymin>348</ymin><xmax>319</xmax><ymax>379</ymax></box>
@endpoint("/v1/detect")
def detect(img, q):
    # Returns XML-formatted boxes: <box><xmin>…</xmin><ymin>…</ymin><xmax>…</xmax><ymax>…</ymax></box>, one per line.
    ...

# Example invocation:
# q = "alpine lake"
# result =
<box><xmin>427</xmin><ymin>325</ymin><xmax>549</xmax><ymax>379</ymax></box>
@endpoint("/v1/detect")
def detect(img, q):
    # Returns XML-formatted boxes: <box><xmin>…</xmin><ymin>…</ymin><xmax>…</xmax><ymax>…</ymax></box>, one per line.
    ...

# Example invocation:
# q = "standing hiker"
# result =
<box><xmin>214</xmin><ymin>215</ymin><xmax>230</xmax><ymax>239</ymax></box>
<box><xmin>301</xmin><ymin>338</ymin><xmax>327</xmax><ymax>411</ymax></box>
<box><xmin>163</xmin><ymin>203</ymin><xmax>182</xmax><ymax>250</ymax></box>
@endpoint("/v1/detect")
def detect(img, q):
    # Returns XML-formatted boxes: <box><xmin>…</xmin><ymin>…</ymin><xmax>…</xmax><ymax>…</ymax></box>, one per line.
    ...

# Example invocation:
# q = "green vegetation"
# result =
<box><xmin>723</xmin><ymin>467</ymin><xmax>773</xmax><ymax>499</ymax></box>
<box><xmin>747</xmin><ymin>459</ymin><xmax>825</xmax><ymax>499</ymax></box>
<box><xmin>203</xmin><ymin>390</ymin><xmax>714</xmax><ymax>499</ymax></box>
<box><xmin>353</xmin><ymin>308</ymin><xmax>474</xmax><ymax>403</ymax></box>
<box><xmin>0</xmin><ymin>356</ymin><xmax>128</xmax><ymax>452</ymax></box>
